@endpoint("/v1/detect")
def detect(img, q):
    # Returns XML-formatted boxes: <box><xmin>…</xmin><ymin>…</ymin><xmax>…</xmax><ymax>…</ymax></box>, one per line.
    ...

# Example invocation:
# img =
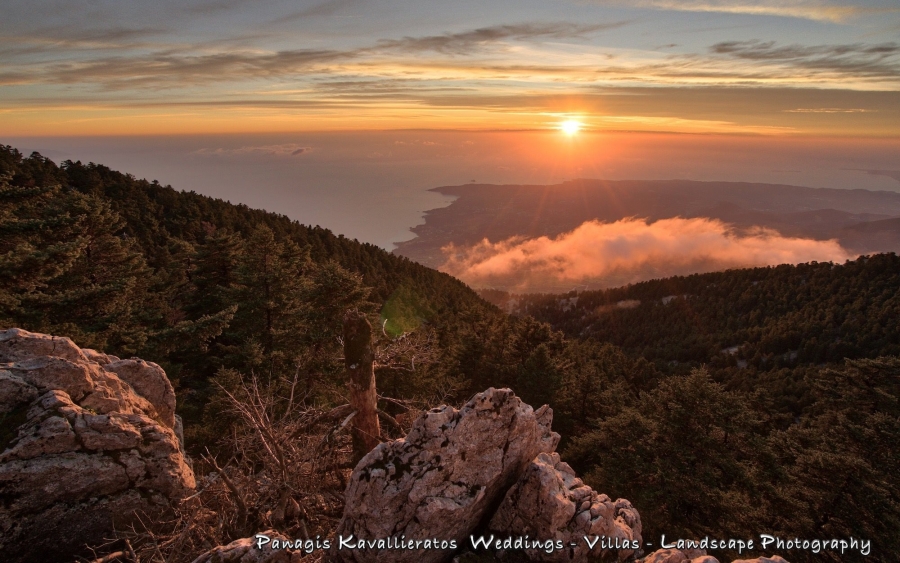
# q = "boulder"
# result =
<box><xmin>490</xmin><ymin>452</ymin><xmax>642</xmax><ymax>561</ymax></box>
<box><xmin>333</xmin><ymin>387</ymin><xmax>560</xmax><ymax>563</ymax></box>
<box><xmin>0</xmin><ymin>328</ymin><xmax>195</xmax><ymax>562</ymax></box>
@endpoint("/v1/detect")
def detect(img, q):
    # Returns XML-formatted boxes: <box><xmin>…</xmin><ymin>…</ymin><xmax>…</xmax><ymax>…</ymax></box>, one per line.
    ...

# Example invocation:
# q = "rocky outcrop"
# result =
<box><xmin>0</xmin><ymin>328</ymin><xmax>195</xmax><ymax>562</ymax></box>
<box><xmin>640</xmin><ymin>549</ymin><xmax>789</xmax><ymax>563</ymax></box>
<box><xmin>195</xmin><ymin>387</ymin><xmax>647</xmax><ymax>563</ymax></box>
<box><xmin>333</xmin><ymin>387</ymin><xmax>560</xmax><ymax>563</ymax></box>
<box><xmin>490</xmin><ymin>451</ymin><xmax>642</xmax><ymax>561</ymax></box>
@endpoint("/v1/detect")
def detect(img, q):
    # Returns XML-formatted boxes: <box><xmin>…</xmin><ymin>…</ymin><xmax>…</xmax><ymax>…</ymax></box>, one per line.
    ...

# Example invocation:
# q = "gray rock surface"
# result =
<box><xmin>0</xmin><ymin>328</ymin><xmax>195</xmax><ymax>562</ymax></box>
<box><xmin>490</xmin><ymin>451</ymin><xmax>642</xmax><ymax>562</ymax></box>
<box><xmin>333</xmin><ymin>387</ymin><xmax>560</xmax><ymax>563</ymax></box>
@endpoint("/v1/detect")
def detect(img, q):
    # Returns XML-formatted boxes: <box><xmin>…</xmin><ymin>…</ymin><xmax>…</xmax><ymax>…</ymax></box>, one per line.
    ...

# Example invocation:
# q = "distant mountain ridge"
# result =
<box><xmin>393</xmin><ymin>179</ymin><xmax>900</xmax><ymax>268</ymax></box>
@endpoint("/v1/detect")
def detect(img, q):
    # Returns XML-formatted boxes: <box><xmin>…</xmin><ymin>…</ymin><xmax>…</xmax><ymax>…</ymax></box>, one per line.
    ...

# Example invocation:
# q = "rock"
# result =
<box><xmin>640</xmin><ymin>549</ymin><xmax>719</xmax><ymax>563</ymax></box>
<box><xmin>81</xmin><ymin>348</ymin><xmax>120</xmax><ymax>366</ymax></box>
<box><xmin>191</xmin><ymin>530</ymin><xmax>294</xmax><ymax>563</ymax></box>
<box><xmin>490</xmin><ymin>452</ymin><xmax>642</xmax><ymax>561</ymax></box>
<box><xmin>105</xmin><ymin>357</ymin><xmax>176</xmax><ymax>428</ymax></box>
<box><xmin>0</xmin><ymin>369</ymin><xmax>38</xmax><ymax>413</ymax></box>
<box><xmin>0</xmin><ymin>328</ymin><xmax>195</xmax><ymax>562</ymax></box>
<box><xmin>333</xmin><ymin>387</ymin><xmax>560</xmax><ymax>563</ymax></box>
<box><xmin>641</xmin><ymin>550</ymin><xmax>688</xmax><ymax>563</ymax></box>
<box><xmin>641</xmin><ymin>549</ymin><xmax>787</xmax><ymax>563</ymax></box>
<box><xmin>0</xmin><ymin>328</ymin><xmax>87</xmax><ymax>363</ymax></box>
<box><xmin>641</xmin><ymin>548</ymin><xmax>719</xmax><ymax>563</ymax></box>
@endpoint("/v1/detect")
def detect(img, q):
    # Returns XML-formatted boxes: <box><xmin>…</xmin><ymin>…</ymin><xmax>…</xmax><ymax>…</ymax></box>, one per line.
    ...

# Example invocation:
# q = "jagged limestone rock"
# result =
<box><xmin>490</xmin><ymin>451</ymin><xmax>642</xmax><ymax>562</ymax></box>
<box><xmin>0</xmin><ymin>328</ymin><xmax>195</xmax><ymax>562</ymax></box>
<box><xmin>333</xmin><ymin>387</ymin><xmax>560</xmax><ymax>563</ymax></box>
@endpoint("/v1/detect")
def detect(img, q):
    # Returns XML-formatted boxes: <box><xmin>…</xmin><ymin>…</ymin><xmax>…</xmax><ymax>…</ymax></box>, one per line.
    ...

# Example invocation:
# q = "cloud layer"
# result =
<box><xmin>439</xmin><ymin>218</ymin><xmax>854</xmax><ymax>292</ymax></box>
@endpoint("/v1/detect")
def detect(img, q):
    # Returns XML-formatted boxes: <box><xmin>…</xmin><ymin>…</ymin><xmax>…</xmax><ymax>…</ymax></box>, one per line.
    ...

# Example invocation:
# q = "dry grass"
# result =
<box><xmin>91</xmin><ymin>371</ymin><xmax>373</xmax><ymax>563</ymax></box>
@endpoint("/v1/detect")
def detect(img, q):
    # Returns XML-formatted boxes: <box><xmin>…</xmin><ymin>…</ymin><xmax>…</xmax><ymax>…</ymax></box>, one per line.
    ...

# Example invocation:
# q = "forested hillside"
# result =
<box><xmin>498</xmin><ymin>256</ymin><xmax>900</xmax><ymax>369</ymax></box>
<box><xmin>479</xmin><ymin>259</ymin><xmax>900</xmax><ymax>562</ymax></box>
<box><xmin>0</xmin><ymin>145</ymin><xmax>575</xmax><ymax>439</ymax></box>
<box><xmin>2</xmin><ymin>144</ymin><xmax>898</xmax><ymax>562</ymax></box>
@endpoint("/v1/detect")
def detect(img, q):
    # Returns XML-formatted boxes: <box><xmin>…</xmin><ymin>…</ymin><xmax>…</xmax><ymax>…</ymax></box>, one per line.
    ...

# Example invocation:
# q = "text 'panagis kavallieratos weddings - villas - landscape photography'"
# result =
<box><xmin>2</xmin><ymin>1</ymin><xmax>900</xmax><ymax>562</ymax></box>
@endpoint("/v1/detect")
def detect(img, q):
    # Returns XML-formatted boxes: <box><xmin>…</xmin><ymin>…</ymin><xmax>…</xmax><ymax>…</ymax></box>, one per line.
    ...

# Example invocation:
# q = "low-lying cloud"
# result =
<box><xmin>439</xmin><ymin>218</ymin><xmax>855</xmax><ymax>292</ymax></box>
<box><xmin>193</xmin><ymin>144</ymin><xmax>312</xmax><ymax>157</ymax></box>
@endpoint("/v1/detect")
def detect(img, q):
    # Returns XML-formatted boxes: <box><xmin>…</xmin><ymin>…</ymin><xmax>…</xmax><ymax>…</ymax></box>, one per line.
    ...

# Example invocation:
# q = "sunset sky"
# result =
<box><xmin>3</xmin><ymin>0</ymin><xmax>899</xmax><ymax>136</ymax></box>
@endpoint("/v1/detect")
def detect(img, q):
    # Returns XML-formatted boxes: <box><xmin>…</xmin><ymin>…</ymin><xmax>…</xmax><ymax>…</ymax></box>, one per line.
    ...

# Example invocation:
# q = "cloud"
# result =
<box><xmin>710</xmin><ymin>40</ymin><xmax>900</xmax><ymax>80</ymax></box>
<box><xmin>185</xmin><ymin>0</ymin><xmax>259</xmax><ymax>16</ymax></box>
<box><xmin>0</xmin><ymin>26</ymin><xmax>166</xmax><ymax>57</ymax></box>
<box><xmin>34</xmin><ymin>48</ymin><xmax>352</xmax><ymax>88</ymax></box>
<box><xmin>711</xmin><ymin>40</ymin><xmax>900</xmax><ymax>60</ymax></box>
<box><xmin>783</xmin><ymin>108</ymin><xmax>875</xmax><ymax>112</ymax></box>
<box><xmin>376</xmin><ymin>22</ymin><xmax>627</xmax><ymax>55</ymax></box>
<box><xmin>193</xmin><ymin>144</ymin><xmax>313</xmax><ymax>157</ymax></box>
<box><xmin>580</xmin><ymin>0</ymin><xmax>895</xmax><ymax>23</ymax></box>
<box><xmin>439</xmin><ymin>218</ymin><xmax>854</xmax><ymax>292</ymax></box>
<box><xmin>271</xmin><ymin>0</ymin><xmax>362</xmax><ymax>24</ymax></box>
<box><xmin>7</xmin><ymin>16</ymin><xmax>899</xmax><ymax>97</ymax></box>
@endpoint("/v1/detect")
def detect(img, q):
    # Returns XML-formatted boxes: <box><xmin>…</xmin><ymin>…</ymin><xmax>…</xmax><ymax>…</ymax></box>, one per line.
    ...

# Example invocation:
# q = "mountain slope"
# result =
<box><xmin>500</xmin><ymin>254</ymin><xmax>900</xmax><ymax>370</ymax></box>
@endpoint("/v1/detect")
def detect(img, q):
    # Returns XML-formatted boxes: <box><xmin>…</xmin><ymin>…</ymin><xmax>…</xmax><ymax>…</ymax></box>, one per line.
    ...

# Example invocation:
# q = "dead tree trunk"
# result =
<box><xmin>343</xmin><ymin>310</ymin><xmax>381</xmax><ymax>465</ymax></box>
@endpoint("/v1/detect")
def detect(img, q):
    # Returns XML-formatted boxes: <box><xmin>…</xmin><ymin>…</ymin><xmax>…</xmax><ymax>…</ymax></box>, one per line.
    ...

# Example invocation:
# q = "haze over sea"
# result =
<box><xmin>9</xmin><ymin>132</ymin><xmax>900</xmax><ymax>250</ymax></box>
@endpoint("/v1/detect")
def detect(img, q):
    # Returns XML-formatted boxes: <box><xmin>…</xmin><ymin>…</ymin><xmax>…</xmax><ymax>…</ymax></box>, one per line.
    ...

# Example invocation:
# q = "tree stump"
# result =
<box><xmin>343</xmin><ymin>310</ymin><xmax>381</xmax><ymax>465</ymax></box>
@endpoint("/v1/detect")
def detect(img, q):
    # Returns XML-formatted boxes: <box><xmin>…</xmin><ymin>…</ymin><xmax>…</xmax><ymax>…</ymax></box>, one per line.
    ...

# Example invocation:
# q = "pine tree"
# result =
<box><xmin>0</xmin><ymin>175</ymin><xmax>87</xmax><ymax>324</ymax></box>
<box><xmin>223</xmin><ymin>225</ymin><xmax>304</xmax><ymax>373</ymax></box>
<box><xmin>0</xmin><ymin>174</ymin><xmax>151</xmax><ymax>352</ymax></box>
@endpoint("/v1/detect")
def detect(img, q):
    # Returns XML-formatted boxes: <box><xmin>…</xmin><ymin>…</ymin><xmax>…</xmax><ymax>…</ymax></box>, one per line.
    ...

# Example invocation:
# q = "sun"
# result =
<box><xmin>560</xmin><ymin>120</ymin><xmax>582</xmax><ymax>136</ymax></box>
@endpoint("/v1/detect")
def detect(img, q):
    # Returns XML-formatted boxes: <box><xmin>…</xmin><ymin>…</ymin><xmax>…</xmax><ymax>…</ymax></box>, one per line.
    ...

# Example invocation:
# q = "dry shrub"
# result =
<box><xmin>91</xmin><ymin>323</ymin><xmax>445</xmax><ymax>562</ymax></box>
<box><xmin>97</xmin><ymin>370</ymin><xmax>362</xmax><ymax>563</ymax></box>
